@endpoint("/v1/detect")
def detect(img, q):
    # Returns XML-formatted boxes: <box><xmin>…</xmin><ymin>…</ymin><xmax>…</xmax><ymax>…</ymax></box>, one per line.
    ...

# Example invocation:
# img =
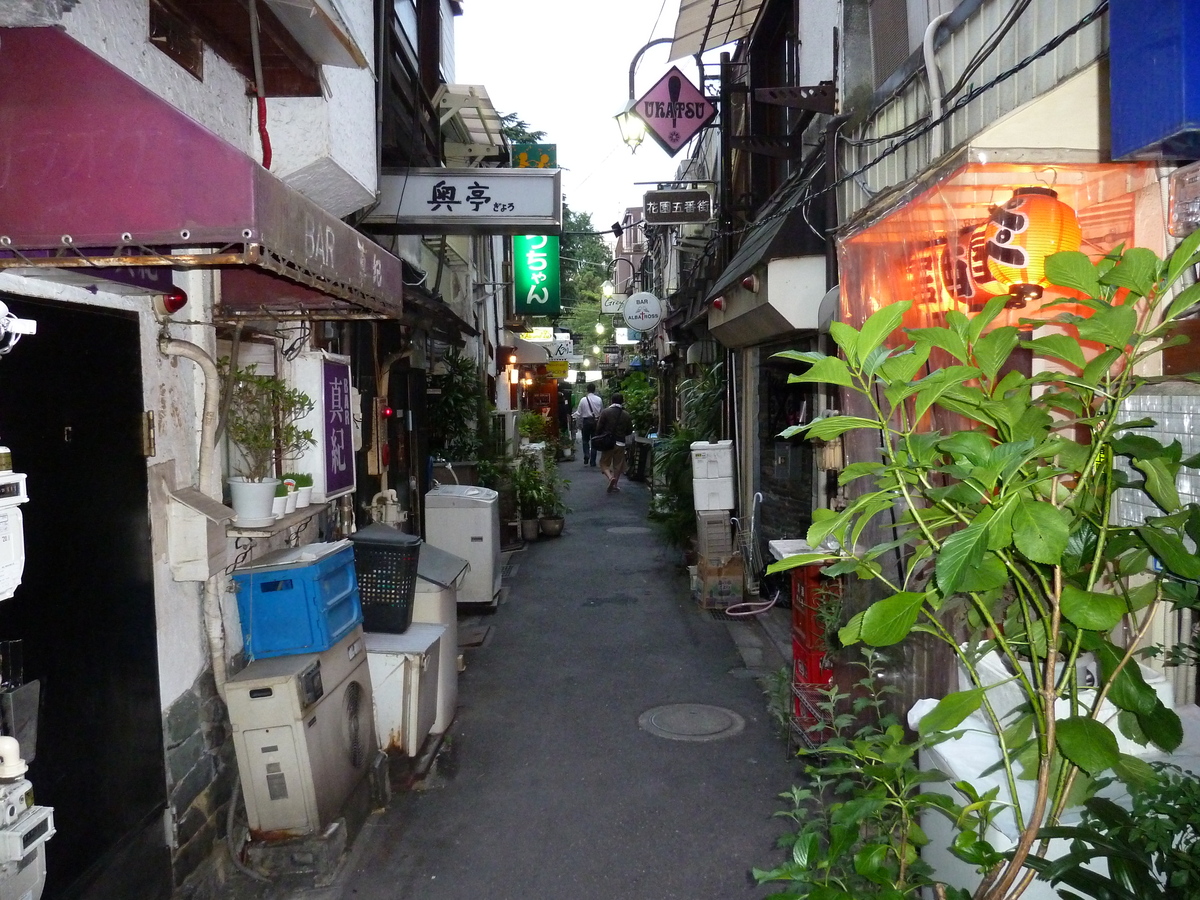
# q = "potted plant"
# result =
<box><xmin>538</xmin><ymin>467</ymin><xmax>571</xmax><ymax>537</ymax></box>
<box><xmin>292</xmin><ymin>472</ymin><xmax>314</xmax><ymax>508</ymax></box>
<box><xmin>512</xmin><ymin>455</ymin><xmax>546</xmax><ymax>541</ymax></box>
<box><xmin>271</xmin><ymin>480</ymin><xmax>289</xmax><ymax>519</ymax></box>
<box><xmin>763</xmin><ymin>239</ymin><xmax>1200</xmax><ymax>900</ymax></box>
<box><xmin>222</xmin><ymin>362</ymin><xmax>315</xmax><ymax>525</ymax></box>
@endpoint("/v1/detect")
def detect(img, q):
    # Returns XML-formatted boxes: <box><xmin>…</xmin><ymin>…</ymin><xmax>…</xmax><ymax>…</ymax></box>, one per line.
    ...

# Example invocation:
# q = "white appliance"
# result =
<box><xmin>225</xmin><ymin>626</ymin><xmax>376</xmax><ymax>837</ymax></box>
<box><xmin>0</xmin><ymin>736</ymin><xmax>52</xmax><ymax>900</ymax></box>
<box><xmin>0</xmin><ymin>472</ymin><xmax>29</xmax><ymax>602</ymax></box>
<box><xmin>412</xmin><ymin>544</ymin><xmax>468</xmax><ymax>733</ymax></box>
<box><xmin>424</xmin><ymin>484</ymin><xmax>501</xmax><ymax>606</ymax></box>
<box><xmin>365</xmin><ymin>626</ymin><xmax>443</xmax><ymax>757</ymax></box>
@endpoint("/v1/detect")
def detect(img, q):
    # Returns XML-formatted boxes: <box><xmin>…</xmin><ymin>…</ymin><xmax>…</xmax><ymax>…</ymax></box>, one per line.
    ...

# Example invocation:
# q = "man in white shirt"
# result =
<box><xmin>573</xmin><ymin>384</ymin><xmax>603</xmax><ymax>466</ymax></box>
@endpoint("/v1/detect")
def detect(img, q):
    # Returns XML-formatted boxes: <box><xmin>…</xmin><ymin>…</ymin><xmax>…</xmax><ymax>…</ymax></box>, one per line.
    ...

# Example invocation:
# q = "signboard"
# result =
<box><xmin>633</xmin><ymin>66</ymin><xmax>718</xmax><ymax>157</ymax></box>
<box><xmin>621</xmin><ymin>291</ymin><xmax>663</xmax><ymax>333</ymax></box>
<box><xmin>602</xmin><ymin>344</ymin><xmax>620</xmax><ymax>354</ymax></box>
<box><xmin>643</xmin><ymin>188</ymin><xmax>714</xmax><ymax>225</ymax></box>
<box><xmin>294</xmin><ymin>353</ymin><xmax>356</xmax><ymax>502</ymax></box>
<box><xmin>369</xmin><ymin>168</ymin><xmax>562</xmax><ymax>234</ymax></box>
<box><xmin>513</xmin><ymin>234</ymin><xmax>561</xmax><ymax>315</ymax></box>
<box><xmin>601</xmin><ymin>293</ymin><xmax>626</xmax><ymax>314</ymax></box>
<box><xmin>576</xmin><ymin>371</ymin><xmax>586</xmax><ymax>384</ymax></box>
<box><xmin>513</xmin><ymin>143</ymin><xmax>557</xmax><ymax>168</ymax></box>
<box><xmin>546</xmin><ymin>341</ymin><xmax>573</xmax><ymax>360</ymax></box>
<box><xmin>520</xmin><ymin>327</ymin><xmax>554</xmax><ymax>341</ymax></box>
<box><xmin>545</xmin><ymin>361</ymin><xmax>569</xmax><ymax>378</ymax></box>
<box><xmin>615</xmin><ymin>328</ymin><xmax>639</xmax><ymax>345</ymax></box>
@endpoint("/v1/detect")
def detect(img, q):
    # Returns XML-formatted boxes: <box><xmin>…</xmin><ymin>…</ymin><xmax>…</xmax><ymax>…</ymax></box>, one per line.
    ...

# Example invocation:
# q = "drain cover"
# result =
<box><xmin>638</xmin><ymin>704</ymin><xmax>746</xmax><ymax>742</ymax></box>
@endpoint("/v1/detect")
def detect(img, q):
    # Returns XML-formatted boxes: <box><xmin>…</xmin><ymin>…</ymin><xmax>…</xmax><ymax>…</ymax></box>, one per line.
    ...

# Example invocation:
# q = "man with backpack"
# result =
<box><xmin>595</xmin><ymin>393</ymin><xmax>634</xmax><ymax>493</ymax></box>
<box><xmin>573</xmin><ymin>383</ymin><xmax>603</xmax><ymax>466</ymax></box>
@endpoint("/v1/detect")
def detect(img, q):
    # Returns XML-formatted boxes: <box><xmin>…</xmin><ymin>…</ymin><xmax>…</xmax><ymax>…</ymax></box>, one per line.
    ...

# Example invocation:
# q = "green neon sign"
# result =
<box><xmin>513</xmin><ymin>234</ymin><xmax>560</xmax><ymax>315</ymax></box>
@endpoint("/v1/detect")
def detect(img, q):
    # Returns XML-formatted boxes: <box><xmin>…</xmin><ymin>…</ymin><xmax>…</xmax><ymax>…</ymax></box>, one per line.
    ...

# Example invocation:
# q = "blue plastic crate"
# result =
<box><xmin>232</xmin><ymin>540</ymin><xmax>362</xmax><ymax>659</ymax></box>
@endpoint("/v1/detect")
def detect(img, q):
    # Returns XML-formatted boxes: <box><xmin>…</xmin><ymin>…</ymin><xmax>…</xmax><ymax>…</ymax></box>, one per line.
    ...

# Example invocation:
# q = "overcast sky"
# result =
<box><xmin>453</xmin><ymin>1</ymin><xmax>708</xmax><ymax>232</ymax></box>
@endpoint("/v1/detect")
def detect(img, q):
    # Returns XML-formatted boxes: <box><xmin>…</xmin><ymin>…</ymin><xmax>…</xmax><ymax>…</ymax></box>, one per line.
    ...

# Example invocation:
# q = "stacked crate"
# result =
<box><xmin>790</xmin><ymin>563</ymin><xmax>836</xmax><ymax>744</ymax></box>
<box><xmin>690</xmin><ymin>441</ymin><xmax>741</xmax><ymax>607</ymax></box>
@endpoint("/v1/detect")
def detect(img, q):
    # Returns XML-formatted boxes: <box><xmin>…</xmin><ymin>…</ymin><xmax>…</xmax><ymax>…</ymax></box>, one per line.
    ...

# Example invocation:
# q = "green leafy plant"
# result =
<box><xmin>428</xmin><ymin>349</ymin><xmax>484</xmax><ymax>462</ymax></box>
<box><xmin>273</xmin><ymin>481</ymin><xmax>289</xmax><ymax>498</ymax></box>
<box><xmin>767</xmin><ymin>238</ymin><xmax>1200</xmax><ymax>899</ymax></box>
<box><xmin>617</xmin><ymin>370</ymin><xmax>657</xmax><ymax>436</ymax></box>
<box><xmin>756</xmin><ymin>652</ymin><xmax>977</xmax><ymax>900</ymax></box>
<box><xmin>512</xmin><ymin>455</ymin><xmax>548</xmax><ymax>520</ymax></box>
<box><xmin>221</xmin><ymin>362</ymin><xmax>315</xmax><ymax>482</ymax></box>
<box><xmin>540</xmin><ymin>466</ymin><xmax>571</xmax><ymax>518</ymax></box>
<box><xmin>1025</xmin><ymin>762</ymin><xmax>1200</xmax><ymax>899</ymax></box>
<box><xmin>293</xmin><ymin>472</ymin><xmax>313</xmax><ymax>489</ymax></box>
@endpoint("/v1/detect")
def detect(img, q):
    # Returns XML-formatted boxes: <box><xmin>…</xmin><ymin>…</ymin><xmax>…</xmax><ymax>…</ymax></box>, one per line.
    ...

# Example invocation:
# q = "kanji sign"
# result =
<box><xmin>513</xmin><ymin>234</ymin><xmax>560</xmax><ymax>315</ymax></box>
<box><xmin>369</xmin><ymin>168</ymin><xmax>562</xmax><ymax>234</ymax></box>
<box><xmin>633</xmin><ymin>66</ymin><xmax>717</xmax><ymax>157</ymax></box>
<box><xmin>643</xmin><ymin>188</ymin><xmax>714</xmax><ymax>224</ymax></box>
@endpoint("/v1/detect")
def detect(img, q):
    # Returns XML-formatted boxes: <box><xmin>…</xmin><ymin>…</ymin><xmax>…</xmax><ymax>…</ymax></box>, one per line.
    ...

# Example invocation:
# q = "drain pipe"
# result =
<box><xmin>924</xmin><ymin>12</ymin><xmax>951</xmax><ymax>159</ymax></box>
<box><xmin>160</xmin><ymin>337</ymin><xmax>229</xmax><ymax>693</ymax></box>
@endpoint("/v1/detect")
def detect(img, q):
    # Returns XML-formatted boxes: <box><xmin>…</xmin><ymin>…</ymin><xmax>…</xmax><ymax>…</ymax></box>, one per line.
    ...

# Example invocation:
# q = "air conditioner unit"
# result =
<box><xmin>225</xmin><ymin>626</ymin><xmax>376</xmax><ymax>837</ymax></box>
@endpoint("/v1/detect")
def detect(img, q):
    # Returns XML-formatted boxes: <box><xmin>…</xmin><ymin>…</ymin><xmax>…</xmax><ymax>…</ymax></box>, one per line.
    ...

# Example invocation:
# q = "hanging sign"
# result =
<box><xmin>643</xmin><ymin>188</ymin><xmax>714</xmax><ymax>224</ymax></box>
<box><xmin>513</xmin><ymin>143</ymin><xmax>557</xmax><ymax>168</ymax></box>
<box><xmin>601</xmin><ymin>293</ymin><xmax>626</xmax><ymax>314</ymax></box>
<box><xmin>621</xmin><ymin>291</ymin><xmax>663</xmax><ymax>333</ymax></box>
<box><xmin>633</xmin><ymin>66</ymin><xmax>717</xmax><ymax>157</ymax></box>
<box><xmin>513</xmin><ymin>234</ymin><xmax>561</xmax><ymax>315</ymax></box>
<box><xmin>368</xmin><ymin>168</ymin><xmax>562</xmax><ymax>234</ymax></box>
<box><xmin>545</xmin><ymin>361</ymin><xmax>569</xmax><ymax>378</ymax></box>
<box><xmin>519</xmin><ymin>326</ymin><xmax>554</xmax><ymax>341</ymax></box>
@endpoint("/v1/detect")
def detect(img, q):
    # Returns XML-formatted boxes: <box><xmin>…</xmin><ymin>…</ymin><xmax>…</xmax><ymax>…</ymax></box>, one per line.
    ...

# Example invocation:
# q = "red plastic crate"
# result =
<box><xmin>793</xmin><ymin>644</ymin><xmax>833</xmax><ymax>687</ymax></box>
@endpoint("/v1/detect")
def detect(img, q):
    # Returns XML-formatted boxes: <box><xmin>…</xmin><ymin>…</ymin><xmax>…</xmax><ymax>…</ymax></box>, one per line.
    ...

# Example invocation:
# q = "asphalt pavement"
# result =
<box><xmin>212</xmin><ymin>455</ymin><xmax>799</xmax><ymax>900</ymax></box>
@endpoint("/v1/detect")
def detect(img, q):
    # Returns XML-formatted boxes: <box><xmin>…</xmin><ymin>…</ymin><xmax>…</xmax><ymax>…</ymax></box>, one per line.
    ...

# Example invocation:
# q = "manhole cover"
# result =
<box><xmin>607</xmin><ymin>526</ymin><xmax>652</xmax><ymax>534</ymax></box>
<box><xmin>638</xmin><ymin>704</ymin><xmax>746</xmax><ymax>742</ymax></box>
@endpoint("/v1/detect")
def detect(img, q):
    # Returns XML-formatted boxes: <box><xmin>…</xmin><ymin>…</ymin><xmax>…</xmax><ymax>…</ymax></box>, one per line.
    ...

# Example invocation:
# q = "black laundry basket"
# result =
<box><xmin>349</xmin><ymin>525</ymin><xmax>422</xmax><ymax>633</ymax></box>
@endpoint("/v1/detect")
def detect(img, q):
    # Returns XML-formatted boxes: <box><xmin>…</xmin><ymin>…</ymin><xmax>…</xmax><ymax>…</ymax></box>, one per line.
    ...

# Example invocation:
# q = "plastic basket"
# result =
<box><xmin>350</xmin><ymin>525</ymin><xmax>422</xmax><ymax>634</ymax></box>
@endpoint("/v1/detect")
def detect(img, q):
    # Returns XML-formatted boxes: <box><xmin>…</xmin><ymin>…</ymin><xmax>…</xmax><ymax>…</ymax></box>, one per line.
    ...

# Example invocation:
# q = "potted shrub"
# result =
<box><xmin>512</xmin><ymin>456</ymin><xmax>546</xmax><ymax>541</ymax></box>
<box><xmin>292</xmin><ymin>472</ymin><xmax>314</xmax><ymax>508</ymax></box>
<box><xmin>271</xmin><ymin>480</ymin><xmax>289</xmax><ymax>519</ymax></box>
<box><xmin>222</xmin><ymin>362</ymin><xmax>315</xmax><ymax>525</ymax></box>
<box><xmin>538</xmin><ymin>468</ymin><xmax>571</xmax><ymax>538</ymax></box>
<box><xmin>763</xmin><ymin>239</ymin><xmax>1200</xmax><ymax>900</ymax></box>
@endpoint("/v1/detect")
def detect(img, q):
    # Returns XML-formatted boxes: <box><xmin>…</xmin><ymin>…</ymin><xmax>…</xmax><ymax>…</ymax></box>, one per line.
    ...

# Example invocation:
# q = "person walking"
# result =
<box><xmin>573</xmin><ymin>383</ymin><xmax>603</xmax><ymax>466</ymax></box>
<box><xmin>595</xmin><ymin>392</ymin><xmax>634</xmax><ymax>493</ymax></box>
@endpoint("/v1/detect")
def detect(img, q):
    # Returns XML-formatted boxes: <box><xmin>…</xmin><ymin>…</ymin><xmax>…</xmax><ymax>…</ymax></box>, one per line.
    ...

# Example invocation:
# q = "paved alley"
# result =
<box><xmin>230</xmin><ymin>460</ymin><xmax>799</xmax><ymax>900</ymax></box>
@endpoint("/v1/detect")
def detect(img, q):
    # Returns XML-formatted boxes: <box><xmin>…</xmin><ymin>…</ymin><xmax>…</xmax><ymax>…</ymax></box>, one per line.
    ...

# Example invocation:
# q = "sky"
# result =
<box><xmin>453</xmin><ymin>0</ymin><xmax>707</xmax><ymax>234</ymax></box>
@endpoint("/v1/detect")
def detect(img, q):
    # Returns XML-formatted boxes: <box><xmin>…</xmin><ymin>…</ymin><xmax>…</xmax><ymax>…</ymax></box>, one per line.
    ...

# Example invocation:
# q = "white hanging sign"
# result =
<box><xmin>621</xmin><ymin>291</ymin><xmax>663</xmax><ymax>333</ymax></box>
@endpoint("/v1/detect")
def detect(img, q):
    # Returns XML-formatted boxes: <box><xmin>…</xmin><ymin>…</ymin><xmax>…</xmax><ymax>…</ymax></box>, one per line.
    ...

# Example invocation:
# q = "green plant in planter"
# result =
<box><xmin>540</xmin><ymin>467</ymin><xmax>571</xmax><ymax>518</ymax></box>
<box><xmin>428</xmin><ymin>349</ymin><xmax>484</xmax><ymax>462</ymax></box>
<box><xmin>767</xmin><ymin>237</ymin><xmax>1200</xmax><ymax>900</ymax></box>
<box><xmin>512</xmin><ymin>456</ymin><xmax>547</xmax><ymax>520</ymax></box>
<box><xmin>221</xmin><ymin>362</ymin><xmax>315</xmax><ymax>482</ymax></box>
<box><xmin>293</xmin><ymin>472</ymin><xmax>313</xmax><ymax>489</ymax></box>
<box><xmin>273</xmin><ymin>481</ymin><xmax>289</xmax><ymax>498</ymax></box>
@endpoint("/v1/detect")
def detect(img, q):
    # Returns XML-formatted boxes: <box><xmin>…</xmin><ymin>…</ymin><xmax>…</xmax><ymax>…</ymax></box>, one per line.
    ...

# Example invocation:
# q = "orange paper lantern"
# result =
<box><xmin>984</xmin><ymin>187</ymin><xmax>1082</xmax><ymax>307</ymax></box>
<box><xmin>942</xmin><ymin>222</ymin><xmax>1001</xmax><ymax>310</ymax></box>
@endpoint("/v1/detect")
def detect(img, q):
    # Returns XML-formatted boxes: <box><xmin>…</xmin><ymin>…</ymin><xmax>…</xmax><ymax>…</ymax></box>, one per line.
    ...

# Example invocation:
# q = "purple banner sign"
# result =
<box><xmin>323</xmin><ymin>358</ymin><xmax>355</xmax><ymax>497</ymax></box>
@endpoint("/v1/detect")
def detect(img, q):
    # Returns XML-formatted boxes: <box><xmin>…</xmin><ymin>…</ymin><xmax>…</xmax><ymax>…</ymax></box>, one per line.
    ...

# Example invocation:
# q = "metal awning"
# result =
<box><xmin>0</xmin><ymin>27</ymin><xmax>403</xmax><ymax>319</ymax></box>
<box><xmin>435</xmin><ymin>84</ymin><xmax>506</xmax><ymax>166</ymax></box>
<box><xmin>670</xmin><ymin>0</ymin><xmax>764</xmax><ymax>61</ymax></box>
<box><xmin>263</xmin><ymin>0</ymin><xmax>370</xmax><ymax>68</ymax></box>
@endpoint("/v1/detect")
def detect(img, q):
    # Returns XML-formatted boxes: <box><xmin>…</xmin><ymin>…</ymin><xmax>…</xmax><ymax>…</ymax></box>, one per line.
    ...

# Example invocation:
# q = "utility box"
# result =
<box><xmin>167</xmin><ymin>487</ymin><xmax>234</xmax><ymax>581</ymax></box>
<box><xmin>690</xmin><ymin>440</ymin><xmax>734</xmax><ymax>511</ymax></box>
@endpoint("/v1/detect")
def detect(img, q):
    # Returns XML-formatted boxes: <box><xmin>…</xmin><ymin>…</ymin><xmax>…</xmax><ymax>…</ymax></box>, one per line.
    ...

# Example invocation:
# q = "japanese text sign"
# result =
<box><xmin>368</xmin><ymin>168</ymin><xmax>562</xmax><ymax>234</ymax></box>
<box><xmin>513</xmin><ymin>234</ymin><xmax>561</xmax><ymax>315</ymax></box>
<box><xmin>322</xmin><ymin>357</ymin><xmax>355</xmax><ymax>498</ymax></box>
<box><xmin>643</xmin><ymin>188</ymin><xmax>714</xmax><ymax>224</ymax></box>
<box><xmin>633</xmin><ymin>66</ymin><xmax>717</xmax><ymax>157</ymax></box>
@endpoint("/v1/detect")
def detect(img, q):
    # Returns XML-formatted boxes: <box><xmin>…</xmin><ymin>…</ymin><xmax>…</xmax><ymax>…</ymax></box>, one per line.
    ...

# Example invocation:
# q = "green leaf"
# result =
<box><xmin>853</xmin><ymin>843</ymin><xmax>892</xmax><ymax>884</ymax></box>
<box><xmin>913</xmin><ymin>366</ymin><xmax>983</xmax><ymax>421</ymax></box>
<box><xmin>907</xmin><ymin>326</ymin><xmax>969</xmax><ymax>363</ymax></box>
<box><xmin>917</xmin><ymin>688</ymin><xmax>985</xmax><ymax>736</ymax></box>
<box><xmin>803</xmin><ymin>416</ymin><xmax>882</xmax><ymax>440</ymax></box>
<box><xmin>1163</xmin><ymin>280</ymin><xmax>1200</xmax><ymax>324</ymax></box>
<box><xmin>1076</xmin><ymin>303</ymin><xmax>1138</xmax><ymax>349</ymax></box>
<box><xmin>859</xmin><ymin>302</ymin><xmax>910</xmax><ymax>362</ymax></box>
<box><xmin>957</xmin><ymin>552</ymin><xmax>1008</xmax><ymax>591</ymax></box>
<box><xmin>771</xmin><ymin>349</ymin><xmax>827</xmax><ymax>365</ymax></box>
<box><xmin>1165</xmin><ymin>227</ymin><xmax>1200</xmax><ymax>286</ymax></box>
<box><xmin>1111</xmin><ymin>753</ymin><xmax>1159</xmax><ymax>791</ymax></box>
<box><xmin>859</xmin><ymin>591</ymin><xmax>927</xmax><ymax>646</ymax></box>
<box><xmin>1139</xmin><ymin>526</ymin><xmax>1200</xmax><ymax>580</ymax></box>
<box><xmin>972</xmin><ymin>326</ymin><xmax>1020</xmax><ymax>382</ymax></box>
<box><xmin>1046</xmin><ymin>250</ymin><xmax>1101</xmax><ymax>297</ymax></box>
<box><xmin>935</xmin><ymin>518</ymin><xmax>990</xmax><ymax>595</ymax></box>
<box><xmin>837</xmin><ymin>461</ymin><xmax>884</xmax><ymax>485</ymax></box>
<box><xmin>1012</xmin><ymin>501</ymin><xmax>1069</xmax><ymax>565</ymax></box>
<box><xmin>1021</xmin><ymin>333</ymin><xmax>1086</xmax><ymax>370</ymax></box>
<box><xmin>1059</xmin><ymin>583</ymin><xmax>1126</xmax><ymax>631</ymax></box>
<box><xmin>1132</xmin><ymin>456</ymin><xmax>1182</xmax><ymax>512</ymax></box>
<box><xmin>1080</xmin><ymin>347</ymin><xmax>1123</xmax><ymax>387</ymax></box>
<box><xmin>1099</xmin><ymin>246</ymin><xmax>1160</xmax><ymax>296</ymax></box>
<box><xmin>828</xmin><ymin>321</ymin><xmax>861</xmax><ymax>365</ymax></box>
<box><xmin>789</xmin><ymin>355</ymin><xmax>856</xmax><ymax>388</ymax></box>
<box><xmin>765</xmin><ymin>553</ymin><xmax>838</xmax><ymax>575</ymax></box>
<box><xmin>878</xmin><ymin>342</ymin><xmax>931</xmax><ymax>384</ymax></box>
<box><xmin>839</xmin><ymin>611</ymin><xmax>865</xmax><ymax>647</ymax></box>
<box><xmin>1056</xmin><ymin>716</ymin><xmax>1119</xmax><ymax>775</ymax></box>
<box><xmin>1136</xmin><ymin>700</ymin><xmax>1183</xmax><ymax>752</ymax></box>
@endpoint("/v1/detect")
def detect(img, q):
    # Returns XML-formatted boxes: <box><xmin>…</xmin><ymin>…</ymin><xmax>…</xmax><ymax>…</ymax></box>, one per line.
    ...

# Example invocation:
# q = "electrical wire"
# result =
<box><xmin>943</xmin><ymin>0</ymin><xmax>1034</xmax><ymax>102</ymax></box>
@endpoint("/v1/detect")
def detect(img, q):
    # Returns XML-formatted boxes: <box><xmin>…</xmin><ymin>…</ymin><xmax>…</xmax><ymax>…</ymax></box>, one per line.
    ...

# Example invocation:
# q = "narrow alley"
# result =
<box><xmin>227</xmin><ymin>462</ymin><xmax>798</xmax><ymax>900</ymax></box>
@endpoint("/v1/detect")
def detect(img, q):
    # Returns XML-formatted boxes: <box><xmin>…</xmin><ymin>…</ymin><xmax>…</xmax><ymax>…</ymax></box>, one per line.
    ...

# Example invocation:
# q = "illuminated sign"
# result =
<box><xmin>513</xmin><ymin>235</ymin><xmax>560</xmax><ymax>315</ymax></box>
<box><xmin>369</xmin><ymin>168</ymin><xmax>562</xmax><ymax>234</ymax></box>
<box><xmin>633</xmin><ymin>67</ymin><xmax>717</xmax><ymax>157</ymax></box>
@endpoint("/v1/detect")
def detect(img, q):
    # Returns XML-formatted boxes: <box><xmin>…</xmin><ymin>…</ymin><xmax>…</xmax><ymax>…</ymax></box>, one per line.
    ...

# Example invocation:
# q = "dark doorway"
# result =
<box><xmin>0</xmin><ymin>296</ymin><xmax>167</xmax><ymax>898</ymax></box>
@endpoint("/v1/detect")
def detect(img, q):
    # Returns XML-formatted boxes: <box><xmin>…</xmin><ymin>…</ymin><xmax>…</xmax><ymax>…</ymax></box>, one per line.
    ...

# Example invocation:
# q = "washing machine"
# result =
<box><xmin>364</xmin><ymin>625</ymin><xmax>443</xmax><ymax>758</ymax></box>
<box><xmin>225</xmin><ymin>626</ymin><xmax>376</xmax><ymax>837</ymax></box>
<box><xmin>424</xmin><ymin>484</ymin><xmax>500</xmax><ymax>606</ymax></box>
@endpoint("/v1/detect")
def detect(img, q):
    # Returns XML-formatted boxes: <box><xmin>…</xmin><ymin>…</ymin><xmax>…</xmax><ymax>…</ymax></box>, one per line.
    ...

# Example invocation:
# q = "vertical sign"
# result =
<box><xmin>323</xmin><ymin>357</ymin><xmax>355</xmax><ymax>497</ymax></box>
<box><xmin>513</xmin><ymin>144</ymin><xmax>560</xmax><ymax>317</ymax></box>
<box><xmin>513</xmin><ymin>235</ymin><xmax>561</xmax><ymax>315</ymax></box>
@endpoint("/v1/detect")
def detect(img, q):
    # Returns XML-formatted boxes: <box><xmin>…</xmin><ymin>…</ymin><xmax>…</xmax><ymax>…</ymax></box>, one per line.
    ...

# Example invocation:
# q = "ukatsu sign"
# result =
<box><xmin>633</xmin><ymin>66</ymin><xmax>717</xmax><ymax>157</ymax></box>
<box><xmin>621</xmin><ymin>292</ymin><xmax>663</xmax><ymax>333</ymax></box>
<box><xmin>514</xmin><ymin>235</ymin><xmax>561</xmax><ymax>315</ymax></box>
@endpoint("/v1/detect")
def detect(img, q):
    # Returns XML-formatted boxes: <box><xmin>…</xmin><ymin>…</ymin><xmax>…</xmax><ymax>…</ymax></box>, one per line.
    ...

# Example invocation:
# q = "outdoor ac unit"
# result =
<box><xmin>225</xmin><ymin>627</ymin><xmax>376</xmax><ymax>837</ymax></box>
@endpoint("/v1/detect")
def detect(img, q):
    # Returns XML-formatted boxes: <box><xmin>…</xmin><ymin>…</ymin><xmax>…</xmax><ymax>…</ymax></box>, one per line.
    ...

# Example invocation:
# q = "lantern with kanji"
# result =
<box><xmin>984</xmin><ymin>187</ymin><xmax>1082</xmax><ymax>307</ymax></box>
<box><xmin>942</xmin><ymin>221</ymin><xmax>1001</xmax><ymax>310</ymax></box>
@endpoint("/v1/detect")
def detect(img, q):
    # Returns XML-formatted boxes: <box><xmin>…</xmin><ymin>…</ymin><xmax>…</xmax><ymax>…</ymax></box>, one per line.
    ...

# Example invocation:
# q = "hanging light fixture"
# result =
<box><xmin>942</xmin><ymin>222</ymin><xmax>1002</xmax><ymax>311</ymax></box>
<box><xmin>983</xmin><ymin>187</ymin><xmax>1082</xmax><ymax>308</ymax></box>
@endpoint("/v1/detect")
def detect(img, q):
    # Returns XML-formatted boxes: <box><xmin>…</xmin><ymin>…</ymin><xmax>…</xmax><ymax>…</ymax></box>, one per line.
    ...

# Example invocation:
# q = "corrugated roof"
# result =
<box><xmin>670</xmin><ymin>0</ymin><xmax>764</xmax><ymax>61</ymax></box>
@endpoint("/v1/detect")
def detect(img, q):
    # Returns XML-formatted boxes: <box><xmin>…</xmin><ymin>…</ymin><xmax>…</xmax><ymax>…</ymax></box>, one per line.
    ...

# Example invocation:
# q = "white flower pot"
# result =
<box><xmin>227</xmin><ymin>477</ymin><xmax>280</xmax><ymax>527</ymax></box>
<box><xmin>295</xmin><ymin>486</ymin><xmax>313</xmax><ymax>508</ymax></box>
<box><xmin>271</xmin><ymin>495</ymin><xmax>287</xmax><ymax>519</ymax></box>
<box><xmin>284</xmin><ymin>490</ymin><xmax>298</xmax><ymax>514</ymax></box>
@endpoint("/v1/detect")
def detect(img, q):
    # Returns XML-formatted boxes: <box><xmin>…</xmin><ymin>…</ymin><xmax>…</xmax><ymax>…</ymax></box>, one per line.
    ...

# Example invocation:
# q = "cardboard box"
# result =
<box><xmin>696</xmin><ymin>553</ymin><xmax>744</xmax><ymax>608</ymax></box>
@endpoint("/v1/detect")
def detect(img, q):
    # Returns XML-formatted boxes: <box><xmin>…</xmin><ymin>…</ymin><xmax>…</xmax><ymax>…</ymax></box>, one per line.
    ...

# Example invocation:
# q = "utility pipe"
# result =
<box><xmin>160</xmin><ymin>338</ymin><xmax>228</xmax><ymax>692</ymax></box>
<box><xmin>923</xmin><ymin>13</ymin><xmax>952</xmax><ymax>159</ymax></box>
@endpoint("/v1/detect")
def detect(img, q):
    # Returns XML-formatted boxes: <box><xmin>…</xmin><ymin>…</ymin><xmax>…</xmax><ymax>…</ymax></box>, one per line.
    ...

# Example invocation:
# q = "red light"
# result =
<box><xmin>381</xmin><ymin>406</ymin><xmax>394</xmax><ymax>418</ymax></box>
<box><xmin>155</xmin><ymin>288</ymin><xmax>188</xmax><ymax>316</ymax></box>
<box><xmin>712</xmin><ymin>296</ymin><xmax>726</xmax><ymax>311</ymax></box>
<box><xmin>740</xmin><ymin>274</ymin><xmax>759</xmax><ymax>292</ymax></box>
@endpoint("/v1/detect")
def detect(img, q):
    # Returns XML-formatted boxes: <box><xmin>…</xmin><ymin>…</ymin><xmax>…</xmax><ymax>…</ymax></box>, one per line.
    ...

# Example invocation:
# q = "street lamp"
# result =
<box><xmin>615</xmin><ymin>37</ymin><xmax>674</xmax><ymax>153</ymax></box>
<box><xmin>595</xmin><ymin>321</ymin><xmax>606</xmax><ymax>335</ymax></box>
<box><xmin>609</xmin><ymin>256</ymin><xmax>638</xmax><ymax>295</ymax></box>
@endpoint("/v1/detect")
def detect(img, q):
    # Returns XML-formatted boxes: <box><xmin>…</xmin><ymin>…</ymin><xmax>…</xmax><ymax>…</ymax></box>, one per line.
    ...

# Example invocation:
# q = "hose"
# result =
<box><xmin>226</xmin><ymin>772</ymin><xmax>272</xmax><ymax>883</ymax></box>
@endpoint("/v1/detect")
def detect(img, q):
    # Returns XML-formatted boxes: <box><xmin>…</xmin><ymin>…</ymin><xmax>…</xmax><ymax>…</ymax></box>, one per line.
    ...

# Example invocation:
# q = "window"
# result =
<box><xmin>149</xmin><ymin>0</ymin><xmax>204</xmax><ymax>80</ymax></box>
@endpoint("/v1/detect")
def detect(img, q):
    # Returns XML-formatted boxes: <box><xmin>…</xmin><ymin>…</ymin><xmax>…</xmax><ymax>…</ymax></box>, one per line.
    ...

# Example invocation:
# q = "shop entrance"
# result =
<box><xmin>0</xmin><ymin>296</ymin><xmax>167</xmax><ymax>898</ymax></box>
